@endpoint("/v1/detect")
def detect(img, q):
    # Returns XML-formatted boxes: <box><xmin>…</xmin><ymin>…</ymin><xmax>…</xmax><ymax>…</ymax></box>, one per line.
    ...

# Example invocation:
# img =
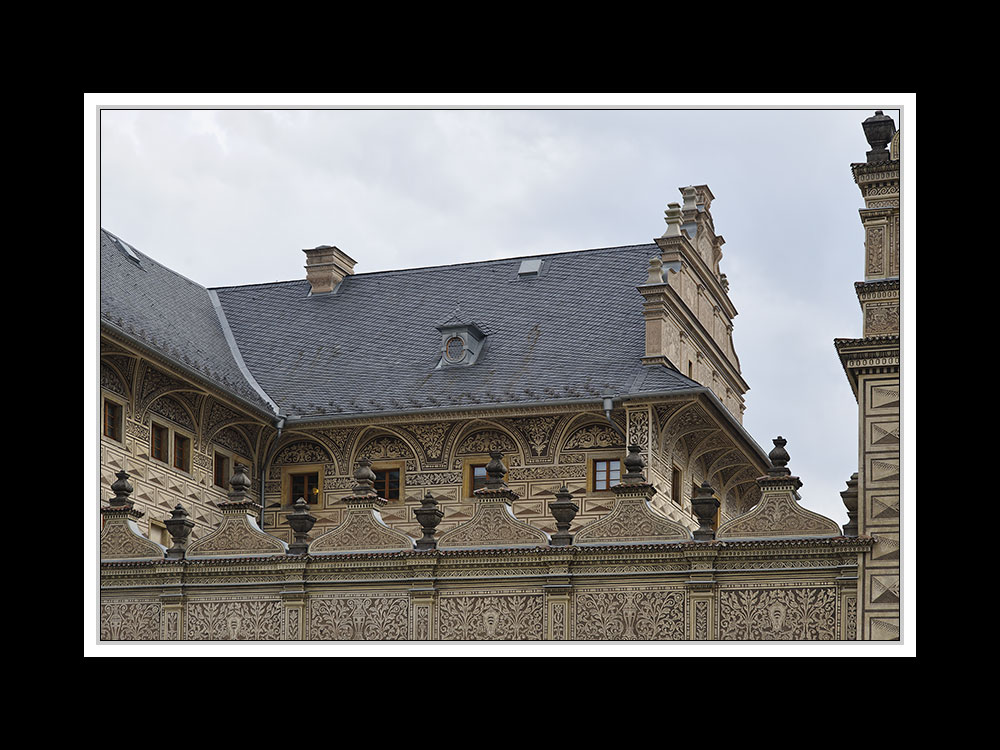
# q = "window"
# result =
<box><xmin>593</xmin><ymin>459</ymin><xmax>621</xmax><ymax>491</ymax></box>
<box><xmin>173</xmin><ymin>433</ymin><xmax>190</xmax><ymax>472</ymax></box>
<box><xmin>151</xmin><ymin>423</ymin><xmax>168</xmax><ymax>462</ymax></box>
<box><xmin>373</xmin><ymin>467</ymin><xmax>401</xmax><ymax>500</ymax></box>
<box><xmin>291</xmin><ymin>471</ymin><xmax>320</xmax><ymax>505</ymax></box>
<box><xmin>671</xmin><ymin>467</ymin><xmax>683</xmax><ymax>505</ymax></box>
<box><xmin>103</xmin><ymin>399</ymin><xmax>122</xmax><ymax>442</ymax></box>
<box><xmin>471</xmin><ymin>463</ymin><xmax>489</xmax><ymax>493</ymax></box>
<box><xmin>214</xmin><ymin>452</ymin><xmax>230</xmax><ymax>489</ymax></box>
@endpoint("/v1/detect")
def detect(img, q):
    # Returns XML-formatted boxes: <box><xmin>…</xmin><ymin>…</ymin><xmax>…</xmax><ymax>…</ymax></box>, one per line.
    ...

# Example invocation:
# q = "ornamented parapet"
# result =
<box><xmin>100</xmin><ymin>470</ymin><xmax>166</xmax><ymax>561</ymax></box>
<box><xmin>437</xmin><ymin>451</ymin><xmax>549</xmax><ymax>549</ymax></box>
<box><xmin>309</xmin><ymin>458</ymin><xmax>414</xmax><ymax>554</ymax></box>
<box><xmin>187</xmin><ymin>463</ymin><xmax>288</xmax><ymax>558</ymax></box>
<box><xmin>717</xmin><ymin>438</ymin><xmax>840</xmax><ymax>540</ymax></box>
<box><xmin>574</xmin><ymin>446</ymin><xmax>690</xmax><ymax>545</ymax></box>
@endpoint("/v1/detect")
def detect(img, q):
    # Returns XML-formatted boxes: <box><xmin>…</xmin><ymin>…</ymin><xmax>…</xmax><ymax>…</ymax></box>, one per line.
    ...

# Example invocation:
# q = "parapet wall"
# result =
<box><xmin>100</xmin><ymin>537</ymin><xmax>869</xmax><ymax>641</ymax></box>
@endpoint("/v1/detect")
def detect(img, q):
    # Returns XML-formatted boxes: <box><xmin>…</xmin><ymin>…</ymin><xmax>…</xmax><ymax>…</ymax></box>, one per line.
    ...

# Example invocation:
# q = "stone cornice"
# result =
<box><xmin>851</xmin><ymin>160</ymin><xmax>900</xmax><ymax>182</ymax></box>
<box><xmin>100</xmin><ymin>535</ymin><xmax>873</xmax><ymax>572</ymax></box>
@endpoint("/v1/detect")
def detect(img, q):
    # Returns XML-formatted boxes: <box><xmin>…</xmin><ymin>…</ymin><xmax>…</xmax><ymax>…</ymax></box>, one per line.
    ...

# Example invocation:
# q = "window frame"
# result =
<box><xmin>671</xmin><ymin>465</ymin><xmax>683</xmax><ymax>506</ymax></box>
<box><xmin>592</xmin><ymin>457</ymin><xmax>622</xmax><ymax>492</ymax></box>
<box><xmin>371</xmin><ymin>459</ymin><xmax>406</xmax><ymax>502</ymax></box>
<box><xmin>586</xmin><ymin>451</ymin><xmax>625</xmax><ymax>494</ymax></box>
<box><xmin>150</xmin><ymin>421</ymin><xmax>169</xmax><ymax>464</ymax></box>
<box><xmin>281</xmin><ymin>463</ymin><xmax>324</xmax><ymax>508</ymax></box>
<box><xmin>462</xmin><ymin>456</ymin><xmax>491</xmax><ymax>498</ymax></box>
<box><xmin>172</xmin><ymin>431</ymin><xmax>192</xmax><ymax>473</ymax></box>
<box><xmin>102</xmin><ymin>397</ymin><xmax>124</xmax><ymax>443</ymax></box>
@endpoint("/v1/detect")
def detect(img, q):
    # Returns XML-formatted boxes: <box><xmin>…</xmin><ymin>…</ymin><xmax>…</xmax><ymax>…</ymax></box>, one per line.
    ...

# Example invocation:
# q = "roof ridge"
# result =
<box><xmin>210</xmin><ymin>241</ymin><xmax>659</xmax><ymax>291</ymax></box>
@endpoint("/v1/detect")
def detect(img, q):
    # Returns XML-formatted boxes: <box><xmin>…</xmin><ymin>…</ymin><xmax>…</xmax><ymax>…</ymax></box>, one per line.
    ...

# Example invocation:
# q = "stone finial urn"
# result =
<box><xmin>109</xmin><ymin>469</ymin><xmax>135</xmax><ymax>507</ymax></box>
<box><xmin>548</xmin><ymin>485</ymin><xmax>579</xmax><ymax>546</ymax></box>
<box><xmin>286</xmin><ymin>497</ymin><xmax>318</xmax><ymax>554</ymax></box>
<box><xmin>622</xmin><ymin>444</ymin><xmax>646</xmax><ymax>485</ymax></box>
<box><xmin>767</xmin><ymin>436</ymin><xmax>791</xmax><ymax>476</ymax></box>
<box><xmin>862</xmin><ymin>110</ymin><xmax>896</xmax><ymax>163</ymax></box>
<box><xmin>484</xmin><ymin>450</ymin><xmax>508</xmax><ymax>490</ymax></box>
<box><xmin>691</xmin><ymin>481</ymin><xmax>720</xmax><ymax>541</ymax></box>
<box><xmin>414</xmin><ymin>493</ymin><xmax>444</xmax><ymax>550</ymax></box>
<box><xmin>840</xmin><ymin>473</ymin><xmax>859</xmax><ymax>537</ymax></box>
<box><xmin>352</xmin><ymin>457</ymin><xmax>378</xmax><ymax>496</ymax></box>
<box><xmin>164</xmin><ymin>503</ymin><xmax>195</xmax><ymax>559</ymax></box>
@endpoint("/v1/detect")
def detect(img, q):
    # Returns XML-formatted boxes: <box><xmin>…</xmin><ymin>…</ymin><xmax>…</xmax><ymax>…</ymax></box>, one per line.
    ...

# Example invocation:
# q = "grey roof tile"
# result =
<box><xmin>212</xmin><ymin>243</ymin><xmax>701</xmax><ymax>418</ymax></box>
<box><xmin>99</xmin><ymin>229</ymin><xmax>276</xmax><ymax>415</ymax></box>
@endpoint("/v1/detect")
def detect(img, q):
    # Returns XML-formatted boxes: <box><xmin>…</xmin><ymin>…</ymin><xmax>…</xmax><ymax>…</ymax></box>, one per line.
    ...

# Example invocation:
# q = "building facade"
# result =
<box><xmin>97</xmin><ymin>111</ymin><xmax>903</xmax><ymax>643</ymax></box>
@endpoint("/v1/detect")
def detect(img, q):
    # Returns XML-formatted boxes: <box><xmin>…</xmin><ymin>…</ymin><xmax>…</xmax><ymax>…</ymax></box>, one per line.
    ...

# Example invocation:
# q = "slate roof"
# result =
<box><xmin>211</xmin><ymin>243</ymin><xmax>703</xmax><ymax>419</ymax></box>
<box><xmin>99</xmin><ymin>229</ymin><xmax>277</xmax><ymax>416</ymax></box>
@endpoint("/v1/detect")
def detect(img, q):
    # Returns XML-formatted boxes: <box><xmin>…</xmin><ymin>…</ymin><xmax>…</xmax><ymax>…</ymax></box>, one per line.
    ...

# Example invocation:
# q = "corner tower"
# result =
<box><xmin>835</xmin><ymin>110</ymin><xmax>902</xmax><ymax>641</ymax></box>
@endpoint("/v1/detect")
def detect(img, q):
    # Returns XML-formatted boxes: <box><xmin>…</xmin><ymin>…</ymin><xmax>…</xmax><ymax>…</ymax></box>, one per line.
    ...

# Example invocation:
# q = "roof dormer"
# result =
<box><xmin>435</xmin><ymin>309</ymin><xmax>487</xmax><ymax>368</ymax></box>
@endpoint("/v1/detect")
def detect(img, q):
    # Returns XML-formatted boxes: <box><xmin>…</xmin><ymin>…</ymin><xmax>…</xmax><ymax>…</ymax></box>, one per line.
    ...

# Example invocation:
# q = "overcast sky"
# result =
<box><xmin>92</xmin><ymin>96</ymin><xmax>910</xmax><ymax>527</ymax></box>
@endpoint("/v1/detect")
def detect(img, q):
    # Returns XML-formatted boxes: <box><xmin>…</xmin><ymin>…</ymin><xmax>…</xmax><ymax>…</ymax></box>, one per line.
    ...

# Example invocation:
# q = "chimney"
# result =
<box><xmin>303</xmin><ymin>245</ymin><xmax>356</xmax><ymax>295</ymax></box>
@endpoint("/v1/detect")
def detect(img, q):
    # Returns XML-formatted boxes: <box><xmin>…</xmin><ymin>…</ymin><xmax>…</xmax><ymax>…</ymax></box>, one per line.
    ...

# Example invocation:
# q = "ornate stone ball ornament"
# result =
<box><xmin>482</xmin><ymin>450</ymin><xmax>508</xmax><ymax>491</ymax></box>
<box><xmin>286</xmin><ymin>497</ymin><xmax>318</xmax><ymax>555</ymax></box>
<box><xmin>164</xmin><ymin>503</ymin><xmax>195</xmax><ymax>559</ymax></box>
<box><xmin>547</xmin><ymin>485</ymin><xmax>580</xmax><ymax>546</ymax></box>
<box><xmin>414</xmin><ymin>492</ymin><xmax>444</xmax><ymax>550</ymax></box>
<box><xmin>109</xmin><ymin>469</ymin><xmax>135</xmax><ymax>507</ymax></box>
<box><xmin>767</xmin><ymin>436</ymin><xmax>792</xmax><ymax>477</ymax></box>
<box><xmin>691</xmin><ymin>481</ymin><xmax>720</xmax><ymax>541</ymax></box>
<box><xmin>862</xmin><ymin>110</ymin><xmax>897</xmax><ymax>163</ymax></box>
<box><xmin>621</xmin><ymin>444</ymin><xmax>647</xmax><ymax>484</ymax></box>
<box><xmin>840</xmin><ymin>473</ymin><xmax>859</xmax><ymax>537</ymax></box>
<box><xmin>352</xmin><ymin>457</ymin><xmax>378</xmax><ymax>497</ymax></box>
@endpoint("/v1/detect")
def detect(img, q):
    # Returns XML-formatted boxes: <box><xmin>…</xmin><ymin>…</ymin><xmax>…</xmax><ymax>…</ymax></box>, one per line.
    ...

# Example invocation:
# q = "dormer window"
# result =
<box><xmin>435</xmin><ymin>309</ymin><xmax>487</xmax><ymax>368</ymax></box>
<box><xmin>445</xmin><ymin>336</ymin><xmax>466</xmax><ymax>363</ymax></box>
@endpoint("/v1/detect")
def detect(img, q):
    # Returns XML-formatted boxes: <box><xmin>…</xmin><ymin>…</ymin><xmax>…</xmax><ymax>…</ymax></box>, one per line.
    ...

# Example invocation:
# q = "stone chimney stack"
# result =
<box><xmin>303</xmin><ymin>245</ymin><xmax>357</xmax><ymax>295</ymax></box>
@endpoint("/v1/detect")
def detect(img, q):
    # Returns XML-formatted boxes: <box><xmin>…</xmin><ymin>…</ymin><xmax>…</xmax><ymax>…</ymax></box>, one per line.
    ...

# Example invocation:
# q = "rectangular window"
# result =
<box><xmin>151</xmin><ymin>423</ymin><xmax>168</xmax><ymax>462</ymax></box>
<box><xmin>291</xmin><ymin>472</ymin><xmax>320</xmax><ymax>505</ymax></box>
<box><xmin>214</xmin><ymin>452</ymin><xmax>230</xmax><ymax>488</ymax></box>
<box><xmin>671</xmin><ymin>467</ymin><xmax>682</xmax><ymax>505</ymax></box>
<box><xmin>471</xmin><ymin>464</ymin><xmax>489</xmax><ymax>494</ymax></box>
<box><xmin>593</xmin><ymin>459</ymin><xmax>621</xmax><ymax>491</ymax></box>
<box><xmin>103</xmin><ymin>400</ymin><xmax>122</xmax><ymax>442</ymax></box>
<box><xmin>374</xmin><ymin>468</ymin><xmax>401</xmax><ymax>500</ymax></box>
<box><xmin>173</xmin><ymin>433</ymin><xmax>190</xmax><ymax>472</ymax></box>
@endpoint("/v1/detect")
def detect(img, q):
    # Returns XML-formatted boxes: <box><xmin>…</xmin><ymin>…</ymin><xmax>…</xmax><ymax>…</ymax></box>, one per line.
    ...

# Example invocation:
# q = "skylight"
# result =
<box><xmin>518</xmin><ymin>259</ymin><xmax>542</xmax><ymax>276</ymax></box>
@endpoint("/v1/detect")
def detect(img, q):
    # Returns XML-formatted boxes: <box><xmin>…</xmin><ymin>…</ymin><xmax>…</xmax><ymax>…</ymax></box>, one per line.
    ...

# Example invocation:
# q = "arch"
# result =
<box><xmin>553</xmin><ymin>412</ymin><xmax>625</xmax><ymax>461</ymax></box>
<box><xmin>145</xmin><ymin>393</ymin><xmax>196</xmax><ymax>432</ymax></box>
<box><xmin>447</xmin><ymin>419</ymin><xmax>526</xmax><ymax>467</ymax></box>
<box><xmin>271</xmin><ymin>436</ymin><xmax>334</xmax><ymax>467</ymax></box>
<box><xmin>351</xmin><ymin>425</ymin><xmax>420</xmax><ymax>469</ymax></box>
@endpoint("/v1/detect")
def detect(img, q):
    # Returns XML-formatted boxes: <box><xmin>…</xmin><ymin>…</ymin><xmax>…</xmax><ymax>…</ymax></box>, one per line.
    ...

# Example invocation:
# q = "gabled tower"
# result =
<box><xmin>835</xmin><ymin>111</ymin><xmax>902</xmax><ymax>641</ymax></box>
<box><xmin>639</xmin><ymin>185</ymin><xmax>749</xmax><ymax>422</ymax></box>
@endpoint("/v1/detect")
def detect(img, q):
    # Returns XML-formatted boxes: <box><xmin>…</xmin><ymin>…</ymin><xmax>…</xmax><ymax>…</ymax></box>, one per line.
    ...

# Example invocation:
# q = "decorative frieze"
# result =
<box><xmin>718</xmin><ymin>585</ymin><xmax>838</xmax><ymax>641</ymax></box>
<box><xmin>575</xmin><ymin>587</ymin><xmax>686</xmax><ymax>640</ymax></box>
<box><xmin>438</xmin><ymin>591</ymin><xmax>544</xmax><ymax>640</ymax></box>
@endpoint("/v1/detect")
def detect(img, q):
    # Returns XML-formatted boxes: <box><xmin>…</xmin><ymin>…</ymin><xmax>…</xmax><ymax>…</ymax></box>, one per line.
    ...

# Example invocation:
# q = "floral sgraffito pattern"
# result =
<box><xmin>439</xmin><ymin>594</ymin><xmax>543</xmax><ymax>640</ymax></box>
<box><xmin>310</xmin><ymin>596</ymin><xmax>409</xmax><ymax>640</ymax></box>
<box><xmin>101</xmin><ymin>601</ymin><xmax>161</xmax><ymax>641</ymax></box>
<box><xmin>719</xmin><ymin>587</ymin><xmax>837</xmax><ymax>641</ymax></box>
<box><xmin>575</xmin><ymin>589</ymin><xmax>685</xmax><ymax>641</ymax></box>
<box><xmin>185</xmin><ymin>599</ymin><xmax>282</xmax><ymax>640</ymax></box>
